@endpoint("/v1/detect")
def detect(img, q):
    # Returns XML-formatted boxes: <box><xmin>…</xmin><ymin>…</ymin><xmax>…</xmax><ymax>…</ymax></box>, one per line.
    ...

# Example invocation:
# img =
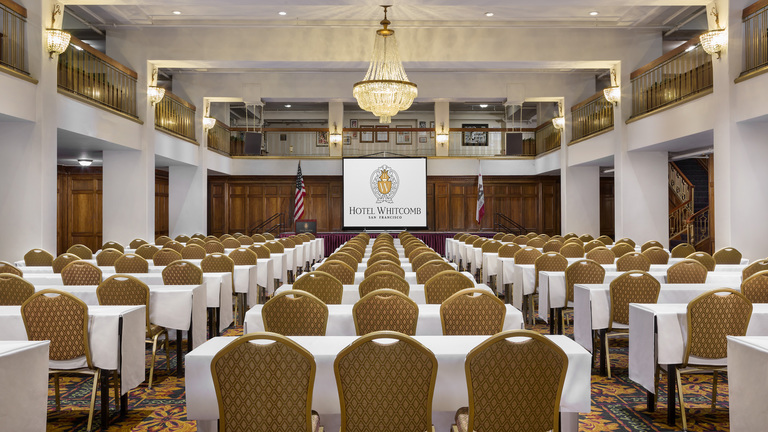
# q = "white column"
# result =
<box><xmin>0</xmin><ymin>0</ymin><xmax>58</xmax><ymax>261</ymax></box>
<box><xmin>328</xmin><ymin>100</ymin><xmax>343</xmax><ymax>157</ymax></box>
<box><xmin>169</xmin><ymin>165</ymin><xmax>207</xmax><ymax>236</ymax></box>
<box><xmin>434</xmin><ymin>100</ymin><xmax>449</xmax><ymax>156</ymax></box>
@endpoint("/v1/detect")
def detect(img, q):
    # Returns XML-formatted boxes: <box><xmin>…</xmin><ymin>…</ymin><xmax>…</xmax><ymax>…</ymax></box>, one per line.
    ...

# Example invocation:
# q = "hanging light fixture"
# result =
<box><xmin>353</xmin><ymin>5</ymin><xmax>418</xmax><ymax>124</ymax></box>
<box><xmin>45</xmin><ymin>5</ymin><xmax>71</xmax><ymax>59</ymax></box>
<box><xmin>203</xmin><ymin>100</ymin><xmax>216</xmax><ymax>131</ymax></box>
<box><xmin>436</xmin><ymin>122</ymin><xmax>450</xmax><ymax>146</ymax></box>
<box><xmin>329</xmin><ymin>123</ymin><xmax>343</xmax><ymax>146</ymax></box>
<box><xmin>700</xmin><ymin>6</ymin><xmax>726</xmax><ymax>59</ymax></box>
<box><xmin>148</xmin><ymin>69</ymin><xmax>166</xmax><ymax>105</ymax></box>
<box><xmin>603</xmin><ymin>69</ymin><xmax>620</xmax><ymax>105</ymax></box>
<box><xmin>552</xmin><ymin>101</ymin><xmax>565</xmax><ymax>130</ymax></box>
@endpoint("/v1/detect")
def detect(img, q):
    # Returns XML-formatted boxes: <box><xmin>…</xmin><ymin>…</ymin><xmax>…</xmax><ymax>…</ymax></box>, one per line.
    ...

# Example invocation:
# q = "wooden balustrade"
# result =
<box><xmin>571</xmin><ymin>91</ymin><xmax>614</xmax><ymax>141</ymax></box>
<box><xmin>630</xmin><ymin>34</ymin><xmax>712</xmax><ymax>118</ymax></box>
<box><xmin>740</xmin><ymin>0</ymin><xmax>768</xmax><ymax>78</ymax></box>
<box><xmin>686</xmin><ymin>206</ymin><xmax>710</xmax><ymax>245</ymax></box>
<box><xmin>0</xmin><ymin>0</ymin><xmax>28</xmax><ymax>75</ymax></box>
<box><xmin>207</xmin><ymin>120</ymin><xmax>231</xmax><ymax>155</ymax></box>
<box><xmin>154</xmin><ymin>91</ymin><xmax>197</xmax><ymax>142</ymax></box>
<box><xmin>535</xmin><ymin>120</ymin><xmax>561</xmax><ymax>154</ymax></box>
<box><xmin>57</xmin><ymin>35</ymin><xmax>138</xmax><ymax>117</ymax></box>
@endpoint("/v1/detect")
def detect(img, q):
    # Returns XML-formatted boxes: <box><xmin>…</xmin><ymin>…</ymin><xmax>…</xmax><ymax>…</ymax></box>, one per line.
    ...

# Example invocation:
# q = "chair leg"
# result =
<box><xmin>86</xmin><ymin>370</ymin><xmax>100</xmax><ymax>432</ymax></box>
<box><xmin>165</xmin><ymin>332</ymin><xmax>171</xmax><ymax>372</ymax></box>
<box><xmin>675</xmin><ymin>368</ymin><xmax>687</xmax><ymax>431</ymax></box>
<box><xmin>149</xmin><ymin>334</ymin><xmax>160</xmax><ymax>389</ymax></box>
<box><xmin>711</xmin><ymin>371</ymin><xmax>718</xmax><ymax>410</ymax></box>
<box><xmin>604</xmin><ymin>333</ymin><xmax>612</xmax><ymax>378</ymax></box>
<box><xmin>528</xmin><ymin>294</ymin><xmax>536</xmax><ymax>326</ymax></box>
<box><xmin>113</xmin><ymin>371</ymin><xmax>120</xmax><ymax>411</ymax></box>
<box><xmin>54</xmin><ymin>373</ymin><xmax>61</xmax><ymax>411</ymax></box>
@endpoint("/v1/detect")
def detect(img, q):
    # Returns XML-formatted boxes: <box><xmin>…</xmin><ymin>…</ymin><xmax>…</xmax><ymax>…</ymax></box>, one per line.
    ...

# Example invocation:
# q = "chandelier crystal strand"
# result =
<box><xmin>353</xmin><ymin>6</ymin><xmax>417</xmax><ymax>124</ymax></box>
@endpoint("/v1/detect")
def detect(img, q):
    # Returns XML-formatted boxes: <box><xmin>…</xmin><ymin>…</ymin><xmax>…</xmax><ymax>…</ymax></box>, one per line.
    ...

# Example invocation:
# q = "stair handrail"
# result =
<box><xmin>669</xmin><ymin>197</ymin><xmax>694</xmax><ymax>238</ymax></box>
<box><xmin>494</xmin><ymin>213</ymin><xmax>530</xmax><ymax>234</ymax></box>
<box><xmin>668</xmin><ymin>161</ymin><xmax>695</xmax><ymax>204</ymax></box>
<box><xmin>250</xmin><ymin>213</ymin><xmax>284</xmax><ymax>235</ymax></box>
<box><xmin>685</xmin><ymin>205</ymin><xmax>710</xmax><ymax>246</ymax></box>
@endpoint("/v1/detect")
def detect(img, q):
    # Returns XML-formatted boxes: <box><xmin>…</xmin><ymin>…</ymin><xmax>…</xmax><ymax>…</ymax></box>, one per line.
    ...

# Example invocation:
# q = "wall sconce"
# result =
<box><xmin>436</xmin><ymin>122</ymin><xmax>450</xmax><ymax>146</ymax></box>
<box><xmin>552</xmin><ymin>101</ymin><xmax>565</xmax><ymax>130</ymax></box>
<box><xmin>45</xmin><ymin>5</ymin><xmax>71</xmax><ymax>59</ymax></box>
<box><xmin>203</xmin><ymin>100</ymin><xmax>216</xmax><ymax>131</ymax></box>
<box><xmin>329</xmin><ymin>123</ymin><xmax>343</xmax><ymax>146</ymax></box>
<box><xmin>700</xmin><ymin>6</ymin><xmax>727</xmax><ymax>59</ymax></box>
<box><xmin>147</xmin><ymin>68</ymin><xmax>166</xmax><ymax>106</ymax></box>
<box><xmin>603</xmin><ymin>69</ymin><xmax>620</xmax><ymax>105</ymax></box>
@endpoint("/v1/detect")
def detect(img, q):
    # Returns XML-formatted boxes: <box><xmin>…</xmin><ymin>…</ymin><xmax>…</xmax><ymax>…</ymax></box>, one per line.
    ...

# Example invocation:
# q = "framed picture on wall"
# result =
<box><xmin>418</xmin><ymin>136</ymin><xmax>428</xmax><ymax>143</ymax></box>
<box><xmin>396</xmin><ymin>125</ymin><xmax>412</xmax><ymax>145</ymax></box>
<box><xmin>343</xmin><ymin>136</ymin><xmax>351</xmax><ymax>145</ymax></box>
<box><xmin>462</xmin><ymin>123</ymin><xmax>488</xmax><ymax>146</ymax></box>
<box><xmin>350</xmin><ymin>119</ymin><xmax>358</xmax><ymax>138</ymax></box>
<box><xmin>360</xmin><ymin>125</ymin><xmax>374</xmax><ymax>143</ymax></box>
<box><xmin>375</xmin><ymin>125</ymin><xmax>389</xmax><ymax>143</ymax></box>
<box><xmin>430</xmin><ymin>121</ymin><xmax>436</xmax><ymax>138</ymax></box>
<box><xmin>316</xmin><ymin>131</ymin><xmax>329</xmax><ymax>147</ymax></box>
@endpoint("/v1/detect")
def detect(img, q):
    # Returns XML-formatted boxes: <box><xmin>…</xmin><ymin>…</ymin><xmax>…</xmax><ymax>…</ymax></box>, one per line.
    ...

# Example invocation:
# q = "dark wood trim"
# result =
<box><xmin>630</xmin><ymin>33</ymin><xmax>706</xmax><ymax>79</ymax></box>
<box><xmin>68</xmin><ymin>35</ymin><xmax>138</xmax><ymax>78</ymax></box>
<box><xmin>0</xmin><ymin>0</ymin><xmax>26</xmax><ymax>17</ymax></box>
<box><xmin>743</xmin><ymin>0</ymin><xmax>768</xmax><ymax>18</ymax></box>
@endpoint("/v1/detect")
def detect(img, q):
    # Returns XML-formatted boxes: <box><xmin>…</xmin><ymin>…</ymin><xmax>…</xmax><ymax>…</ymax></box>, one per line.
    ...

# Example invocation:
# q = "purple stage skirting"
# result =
<box><xmin>281</xmin><ymin>232</ymin><xmax>495</xmax><ymax>257</ymax></box>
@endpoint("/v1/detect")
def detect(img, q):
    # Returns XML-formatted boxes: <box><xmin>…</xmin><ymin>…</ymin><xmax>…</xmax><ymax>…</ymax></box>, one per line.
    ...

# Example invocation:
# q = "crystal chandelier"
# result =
<box><xmin>148</xmin><ymin>68</ymin><xmax>166</xmax><ymax>105</ymax></box>
<box><xmin>552</xmin><ymin>101</ymin><xmax>565</xmax><ymax>130</ymax></box>
<box><xmin>45</xmin><ymin>5</ymin><xmax>71</xmax><ymax>59</ymax></box>
<box><xmin>700</xmin><ymin>6</ymin><xmax>727</xmax><ymax>59</ymax></box>
<box><xmin>603</xmin><ymin>69</ymin><xmax>620</xmax><ymax>105</ymax></box>
<box><xmin>353</xmin><ymin>6</ymin><xmax>417</xmax><ymax>124</ymax></box>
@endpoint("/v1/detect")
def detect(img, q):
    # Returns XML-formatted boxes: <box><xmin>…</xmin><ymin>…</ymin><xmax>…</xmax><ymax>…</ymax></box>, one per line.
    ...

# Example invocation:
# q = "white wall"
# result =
<box><xmin>57</xmin><ymin>94</ymin><xmax>144</xmax><ymax>150</ymax></box>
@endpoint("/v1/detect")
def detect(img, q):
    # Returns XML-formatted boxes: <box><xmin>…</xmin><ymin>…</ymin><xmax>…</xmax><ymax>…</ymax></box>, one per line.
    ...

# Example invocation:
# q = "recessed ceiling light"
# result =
<box><xmin>284</xmin><ymin>104</ymin><xmax>291</xmax><ymax>108</ymax></box>
<box><xmin>78</xmin><ymin>159</ymin><xmax>93</xmax><ymax>167</ymax></box>
<box><xmin>479</xmin><ymin>104</ymin><xmax>488</xmax><ymax>108</ymax></box>
<box><xmin>589</xmin><ymin>11</ymin><xmax>599</xmax><ymax>16</ymax></box>
<box><xmin>172</xmin><ymin>10</ymin><xmax>181</xmax><ymax>15</ymax></box>
<box><xmin>485</xmin><ymin>12</ymin><xmax>494</xmax><ymax>17</ymax></box>
<box><xmin>278</xmin><ymin>11</ymin><xmax>287</xmax><ymax>16</ymax></box>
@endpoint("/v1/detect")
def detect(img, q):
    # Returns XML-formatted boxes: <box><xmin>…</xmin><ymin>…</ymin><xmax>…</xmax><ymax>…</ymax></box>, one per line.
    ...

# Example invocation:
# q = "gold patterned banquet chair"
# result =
<box><xmin>640</xmin><ymin>240</ymin><xmax>664</xmax><ymax>252</ymax></box>
<box><xmin>95</xmin><ymin>248</ymin><xmax>123</xmax><ymax>266</ymax></box>
<box><xmin>512</xmin><ymin>235</ymin><xmax>529</xmax><ymax>245</ymax></box>
<box><xmin>411</xmin><ymin>252</ymin><xmax>442</xmax><ymax>272</ymax></box>
<box><xmin>293</xmin><ymin>271</ymin><xmax>343</xmax><ymax>304</ymax></box>
<box><xmin>615</xmin><ymin>252</ymin><xmax>651</xmax><ymax>272</ymax></box>
<box><xmin>163</xmin><ymin>240</ymin><xmax>184</xmax><ymax>253</ymax></box>
<box><xmin>264</xmin><ymin>241</ymin><xmax>284</xmax><ymax>254</ymax></box>
<box><xmin>52</xmin><ymin>253</ymin><xmax>81</xmax><ymax>274</ymax></box>
<box><xmin>440</xmin><ymin>288</ymin><xmax>506</xmax><ymax>335</ymax></box>
<box><xmin>740</xmin><ymin>271</ymin><xmax>768</xmax><ymax>303</ymax></box>
<box><xmin>743</xmin><ymin>258</ymin><xmax>768</xmax><ymax>280</ymax></box>
<box><xmin>367</xmin><ymin>251</ymin><xmax>400</xmax><ymax>267</ymax></box>
<box><xmin>96</xmin><ymin>275</ymin><xmax>169</xmax><ymax>388</ymax></box>
<box><xmin>530</xmin><ymin>252</ymin><xmax>568</xmax><ymax>324</ymax></box>
<box><xmin>228</xmin><ymin>248</ymin><xmax>258</xmax><ymax>265</ymax></box>
<box><xmin>316</xmin><ymin>260</ymin><xmax>355</xmax><ymax>285</ymax></box>
<box><xmin>237</xmin><ymin>235</ymin><xmax>254</xmax><ymax>246</ymax></box>
<box><xmin>61</xmin><ymin>261</ymin><xmax>102</xmax><ymax>285</ymax></box>
<box><xmin>670</xmin><ymin>243</ymin><xmax>696</xmax><ymax>258</ymax></box>
<box><xmin>129</xmin><ymin>238</ymin><xmax>149</xmax><ymax>249</ymax></box>
<box><xmin>152</xmin><ymin>248</ymin><xmax>183</xmax><ymax>266</ymax></box>
<box><xmin>585</xmin><ymin>247</ymin><xmax>615</xmax><ymax>265</ymax></box>
<box><xmin>686</xmin><ymin>251</ymin><xmax>716</xmax><ymax>271</ymax></box>
<box><xmin>338</xmin><ymin>246</ymin><xmax>363</xmax><ymax>263</ymax></box>
<box><xmin>175</xmin><ymin>234</ymin><xmax>191</xmax><ymax>243</ymax></box>
<box><xmin>188</xmin><ymin>237</ymin><xmax>207</xmax><ymax>247</ymax></box>
<box><xmin>560</xmin><ymin>243</ymin><xmax>585</xmax><ymax>258</ymax></box>
<box><xmin>615</xmin><ymin>237</ymin><xmax>636</xmax><ymax>248</ymax></box>
<box><xmin>610</xmin><ymin>242</ymin><xmax>635</xmax><ymax>258</ymax></box>
<box><xmin>0</xmin><ymin>261</ymin><xmax>22</xmax><ymax>276</ymax></box>
<box><xmin>262</xmin><ymin>290</ymin><xmax>328</xmax><ymax>336</ymax></box>
<box><xmin>251</xmin><ymin>233</ymin><xmax>267</xmax><ymax>243</ymax></box>
<box><xmin>328</xmin><ymin>252</ymin><xmax>359</xmax><ymax>271</ymax></box>
<box><xmin>424</xmin><ymin>270</ymin><xmax>475</xmax><ymax>304</ymax></box>
<box><xmin>262</xmin><ymin>232</ymin><xmax>276</xmax><ymax>240</ymax></box>
<box><xmin>221</xmin><ymin>238</ymin><xmax>241</xmax><ymax>249</ymax></box>
<box><xmin>204</xmin><ymin>241</ymin><xmax>226</xmax><ymax>254</ymax></box>
<box><xmin>334</xmin><ymin>331</ymin><xmax>437</xmax><ymax>432</ymax></box>
<box><xmin>562</xmin><ymin>259</ymin><xmax>606</xmax><ymax>329</ymax></box>
<box><xmin>596</xmin><ymin>235</ymin><xmax>613</xmax><ymax>245</ymax></box>
<box><xmin>713</xmin><ymin>247</ymin><xmax>743</xmax><ymax>265</ymax></box>
<box><xmin>180</xmin><ymin>244</ymin><xmax>207</xmax><ymax>259</ymax></box>
<box><xmin>134</xmin><ymin>244</ymin><xmax>160</xmax><ymax>260</ymax></box>
<box><xmin>416</xmin><ymin>260</ymin><xmax>455</xmax><ymax>285</ymax></box>
<box><xmin>0</xmin><ymin>273</ymin><xmax>34</xmax><ymax>305</ymax></box>
<box><xmin>497</xmin><ymin>243</ymin><xmax>522</xmax><ymax>259</ymax></box>
<box><xmin>579</xmin><ymin>233</ymin><xmax>595</xmax><ymax>242</ymax></box>
<box><xmin>247</xmin><ymin>244</ymin><xmax>271</xmax><ymax>259</ymax></box>
<box><xmin>451</xmin><ymin>330</ymin><xmax>568</xmax><ymax>432</ymax></box>
<box><xmin>201</xmin><ymin>253</ymin><xmax>241</xmax><ymax>321</ymax></box>
<box><xmin>642</xmin><ymin>247</ymin><xmax>670</xmax><ymax>265</ymax></box>
<box><xmin>359</xmin><ymin>271</ymin><xmax>410</xmax><ymax>297</ymax></box>
<box><xmin>492</xmin><ymin>232</ymin><xmax>505</xmax><ymax>240</ymax></box>
<box><xmin>526</xmin><ymin>237</ymin><xmax>545</xmax><ymax>248</ymax></box>
<box><xmin>114</xmin><ymin>253</ymin><xmax>149</xmax><ymax>274</ymax></box>
<box><xmin>364</xmin><ymin>261</ymin><xmax>405</xmax><ymax>279</ymax></box>
<box><xmin>584</xmin><ymin>240</ymin><xmax>605</xmax><ymax>253</ymax></box>
<box><xmin>211</xmin><ymin>332</ymin><xmax>323</xmax><ymax>432</ymax></box>
<box><xmin>101</xmin><ymin>241</ymin><xmax>125</xmax><ymax>254</ymax></box>
<box><xmin>67</xmin><ymin>244</ymin><xmax>93</xmax><ymax>259</ymax></box>
<box><xmin>162</xmin><ymin>260</ymin><xmax>203</xmax><ymax>285</ymax></box>
<box><xmin>667</xmin><ymin>259</ymin><xmax>708</xmax><ymax>284</ymax></box>
<box><xmin>353</xmin><ymin>289</ymin><xmax>419</xmax><ymax>336</ymax></box>
<box><xmin>24</xmin><ymin>248</ymin><xmax>54</xmax><ymax>266</ymax></box>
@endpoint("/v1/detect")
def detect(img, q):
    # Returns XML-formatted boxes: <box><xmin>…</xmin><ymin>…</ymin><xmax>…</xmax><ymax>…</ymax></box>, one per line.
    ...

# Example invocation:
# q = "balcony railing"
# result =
<box><xmin>57</xmin><ymin>35</ymin><xmax>138</xmax><ymax>118</ymax></box>
<box><xmin>207</xmin><ymin>120</ymin><xmax>231</xmax><ymax>155</ymax></box>
<box><xmin>571</xmin><ymin>91</ymin><xmax>614</xmax><ymax>141</ymax></box>
<box><xmin>740</xmin><ymin>0</ymin><xmax>768</xmax><ymax>77</ymax></box>
<box><xmin>535</xmin><ymin>121</ymin><xmax>561</xmax><ymax>154</ymax></box>
<box><xmin>155</xmin><ymin>91</ymin><xmax>196</xmax><ymax>142</ymax></box>
<box><xmin>630</xmin><ymin>35</ymin><xmax>712</xmax><ymax>118</ymax></box>
<box><xmin>0</xmin><ymin>0</ymin><xmax>27</xmax><ymax>75</ymax></box>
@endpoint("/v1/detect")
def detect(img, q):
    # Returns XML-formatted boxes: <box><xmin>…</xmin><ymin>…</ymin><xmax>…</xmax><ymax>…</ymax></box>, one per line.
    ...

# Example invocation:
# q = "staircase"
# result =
<box><xmin>668</xmin><ymin>158</ymin><xmax>711</xmax><ymax>252</ymax></box>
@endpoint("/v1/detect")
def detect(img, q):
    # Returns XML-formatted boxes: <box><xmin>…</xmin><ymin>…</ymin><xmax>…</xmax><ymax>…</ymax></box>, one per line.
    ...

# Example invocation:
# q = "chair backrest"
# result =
<box><xmin>61</xmin><ymin>261</ymin><xmax>102</xmax><ymax>286</ymax></box>
<box><xmin>563</xmin><ymin>237</ymin><xmax>584</xmax><ymax>247</ymax></box>
<box><xmin>596</xmin><ymin>235</ymin><xmax>613</xmax><ymax>245</ymax></box>
<box><xmin>24</xmin><ymin>249</ymin><xmax>54</xmax><ymax>267</ymax></box>
<box><xmin>608</xmin><ymin>271</ymin><xmax>661</xmax><ymax>327</ymax></box>
<box><xmin>666</xmin><ymin>259</ymin><xmax>708</xmax><ymax>284</ymax></box>
<box><xmin>262</xmin><ymin>290</ymin><xmax>328</xmax><ymax>336</ymax></box>
<box><xmin>134</xmin><ymin>244</ymin><xmax>160</xmax><ymax>260</ymax></box>
<box><xmin>364</xmin><ymin>261</ymin><xmax>405</xmax><ymax>279</ymax></box>
<box><xmin>187</xmin><ymin>238</ymin><xmax>206</xmax><ymax>247</ymax></box>
<box><xmin>251</xmin><ymin>234</ymin><xmax>267</xmax><ymax>243</ymax></box>
<box><xmin>416</xmin><ymin>260</ymin><xmax>455</xmax><ymax>284</ymax></box>
<box><xmin>129</xmin><ymin>238</ymin><xmax>149</xmax><ymax>249</ymax></box>
<box><xmin>162</xmin><ymin>260</ymin><xmax>204</xmax><ymax>285</ymax></box>
<box><xmin>610</xmin><ymin>243</ymin><xmax>635</xmax><ymax>258</ymax></box>
<box><xmin>279</xmin><ymin>237</ymin><xmax>296</xmax><ymax>249</ymax></box>
<box><xmin>615</xmin><ymin>252</ymin><xmax>651</xmax><ymax>272</ymax></box>
<box><xmin>204</xmin><ymin>235</ymin><xmax>219</xmax><ymax>242</ymax></box>
<box><xmin>219</xmin><ymin>234</ymin><xmax>233</xmax><ymax>241</ymax></box>
<box><xmin>67</xmin><ymin>244</ymin><xmax>93</xmax><ymax>259</ymax></box>
<box><xmin>229</xmin><ymin>248</ymin><xmax>258</xmax><ymax>265</ymax></box>
<box><xmin>584</xmin><ymin>247</ymin><xmax>614</xmax><ymax>265</ymax></box>
<box><xmin>293</xmin><ymin>271</ymin><xmax>343</xmax><ymax>304</ymax></box>
<box><xmin>102</xmin><ymin>241</ymin><xmax>124</xmax><ymax>253</ymax></box>
<box><xmin>583</xmin><ymin>240</ymin><xmax>604</xmax><ymax>253</ymax></box>
<box><xmin>114</xmin><ymin>253</ymin><xmax>149</xmax><ymax>273</ymax></box>
<box><xmin>292</xmin><ymin>235</ymin><xmax>305</xmax><ymax>245</ymax></box>
<box><xmin>411</xmin><ymin>252</ymin><xmax>442</xmax><ymax>272</ymax></box>
<box><xmin>237</xmin><ymin>236</ymin><xmax>254</xmax><ymax>246</ymax></box>
<box><xmin>328</xmin><ymin>252</ymin><xmax>359</xmax><ymax>271</ymax></box>
<box><xmin>191</xmin><ymin>233</ymin><xmax>206</xmax><ymax>240</ymax></box>
<box><xmin>181</xmin><ymin>244</ymin><xmax>207</xmax><ymax>259</ymax></box>
<box><xmin>481</xmin><ymin>240</ymin><xmax>502</xmax><ymax>253</ymax></box>
<box><xmin>534</xmin><ymin>252</ymin><xmax>568</xmax><ymax>288</ymax></box>
<box><xmin>526</xmin><ymin>238</ymin><xmax>545</xmax><ymax>248</ymax></box>
<box><xmin>367</xmin><ymin>251</ymin><xmax>400</xmax><ymax>267</ymax></box>
<box><xmin>743</xmin><ymin>259</ymin><xmax>768</xmax><ymax>280</ymax></box>
<box><xmin>340</xmin><ymin>246</ymin><xmax>363</xmax><ymax>263</ymax></box>
<box><xmin>359</xmin><ymin>271</ymin><xmax>410</xmax><ymax>297</ymax></box>
<box><xmin>563</xmin><ymin>233</ymin><xmax>578</xmax><ymax>240</ymax></box>
<box><xmin>684</xmin><ymin>288</ymin><xmax>752</xmax><ymax>364</ymax></box>
<box><xmin>424</xmin><ymin>270</ymin><xmax>475</xmax><ymax>304</ymax></box>
<box><xmin>0</xmin><ymin>274</ymin><xmax>34</xmax><ymax>305</ymax></box>
<box><xmin>490</xmin><ymin>232</ymin><xmax>503</xmax><ymax>240</ymax></box>
<box><xmin>21</xmin><ymin>289</ymin><xmax>92</xmax><ymax>366</ymax></box>
<box><xmin>96</xmin><ymin>275</ymin><xmax>151</xmax><ymax>330</ymax></box>
<box><xmin>353</xmin><ymin>289</ymin><xmax>419</xmax><ymax>336</ymax></box>
<box><xmin>741</xmin><ymin>271</ymin><xmax>768</xmax><ymax>303</ymax></box>
<box><xmin>211</xmin><ymin>332</ymin><xmax>317</xmax><ymax>432</ymax></box>
<box><xmin>559</xmin><ymin>243</ymin><xmax>585</xmax><ymax>258</ymax></box>
<box><xmin>512</xmin><ymin>235</ymin><xmax>529</xmax><ymax>245</ymax></box>
<box><xmin>538</xmin><ymin>233</ymin><xmax>551</xmax><ymax>241</ymax></box>
<box><xmin>222</xmin><ymin>238</ymin><xmax>241</xmax><ymax>249</ymax></box>
<box><xmin>201</xmin><ymin>253</ymin><xmax>235</xmax><ymax>275</ymax></box>
<box><xmin>642</xmin><ymin>247</ymin><xmax>670</xmax><ymax>265</ymax></box>
<box><xmin>334</xmin><ymin>331</ymin><xmax>437</xmax><ymax>432</ymax></box>
<box><xmin>686</xmin><ymin>251</ymin><xmax>716</xmax><ymax>271</ymax></box>
<box><xmin>565</xmin><ymin>260</ymin><xmax>606</xmax><ymax>303</ymax></box>
<box><xmin>542</xmin><ymin>240</ymin><xmax>563</xmax><ymax>253</ymax></box>
<box><xmin>204</xmin><ymin>241</ymin><xmax>226</xmax><ymax>254</ymax></box>
<box><xmin>615</xmin><ymin>237</ymin><xmax>636</xmax><ymax>247</ymax></box>
<box><xmin>264</xmin><ymin>241</ymin><xmax>284</xmax><ymax>254</ymax></box>
<box><xmin>262</xmin><ymin>232</ymin><xmax>276</xmax><ymax>240</ymax></box>
<box><xmin>640</xmin><ymin>240</ymin><xmax>664</xmax><ymax>252</ymax></box>
<box><xmin>175</xmin><ymin>234</ymin><xmax>191</xmax><ymax>243</ymax></box>
<box><xmin>440</xmin><ymin>288</ymin><xmax>506</xmax><ymax>335</ymax></box>
<box><xmin>579</xmin><ymin>234</ymin><xmax>594</xmax><ymax>242</ymax></box>
<box><xmin>407</xmin><ymin>246</ymin><xmax>432</xmax><ymax>262</ymax></box>
<box><xmin>463</xmin><ymin>330</ymin><xmax>568</xmax><ymax>432</ymax></box>
<box><xmin>316</xmin><ymin>261</ymin><xmax>355</xmax><ymax>285</ymax></box>
<box><xmin>670</xmin><ymin>243</ymin><xmax>696</xmax><ymax>258</ymax></box>
<box><xmin>513</xmin><ymin>247</ymin><xmax>543</xmax><ymax>265</ymax></box>
<box><xmin>0</xmin><ymin>261</ymin><xmax>22</xmax><ymax>277</ymax></box>
<box><xmin>52</xmin><ymin>253</ymin><xmax>81</xmax><ymax>273</ymax></box>
<box><xmin>96</xmin><ymin>248</ymin><xmax>123</xmax><ymax>266</ymax></box>
<box><xmin>471</xmin><ymin>237</ymin><xmax>488</xmax><ymax>249</ymax></box>
<box><xmin>163</xmin><ymin>240</ymin><xmax>184</xmax><ymax>253</ymax></box>
<box><xmin>713</xmin><ymin>247</ymin><xmax>742</xmax><ymax>265</ymax></box>
<box><xmin>153</xmin><ymin>248</ymin><xmax>183</xmax><ymax>266</ymax></box>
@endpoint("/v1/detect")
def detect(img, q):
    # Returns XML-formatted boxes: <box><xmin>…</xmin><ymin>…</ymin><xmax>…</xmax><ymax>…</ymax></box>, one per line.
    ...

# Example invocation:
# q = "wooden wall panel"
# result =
<box><xmin>155</xmin><ymin>172</ymin><xmax>169</xmax><ymax>238</ymax></box>
<box><xmin>600</xmin><ymin>177</ymin><xmax>615</xmax><ymax>238</ymax></box>
<box><xmin>208</xmin><ymin>175</ymin><xmax>562</xmax><ymax>235</ymax></box>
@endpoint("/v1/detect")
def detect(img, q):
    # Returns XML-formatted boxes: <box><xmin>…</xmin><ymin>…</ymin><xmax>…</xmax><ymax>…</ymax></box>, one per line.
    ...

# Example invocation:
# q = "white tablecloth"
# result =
<box><xmin>0</xmin><ymin>340</ymin><xmax>49</xmax><ymax>432</ymax></box>
<box><xmin>244</xmin><ymin>303</ymin><xmax>523</xmax><ymax>335</ymax></box>
<box><xmin>628</xmin><ymin>303</ymin><xmax>768</xmax><ymax>393</ymax></box>
<box><xmin>0</xmin><ymin>305</ymin><xmax>145</xmax><ymax>394</ymax></box>
<box><xmin>274</xmin><ymin>283</ymin><xmax>494</xmax><ymax>305</ymax></box>
<box><xmin>186</xmin><ymin>334</ymin><xmax>591</xmax><ymax>432</ymax></box>
<box><xmin>481</xmin><ymin>252</ymin><xmax>499</xmax><ymax>285</ymax></box>
<box><xmin>727</xmin><ymin>336</ymin><xmax>768</xmax><ymax>432</ymax></box>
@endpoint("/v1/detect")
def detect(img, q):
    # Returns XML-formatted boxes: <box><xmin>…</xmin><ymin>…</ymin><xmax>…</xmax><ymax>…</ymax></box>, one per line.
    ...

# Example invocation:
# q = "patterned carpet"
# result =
<box><xmin>43</xmin><ymin>322</ymin><xmax>731</xmax><ymax>431</ymax></box>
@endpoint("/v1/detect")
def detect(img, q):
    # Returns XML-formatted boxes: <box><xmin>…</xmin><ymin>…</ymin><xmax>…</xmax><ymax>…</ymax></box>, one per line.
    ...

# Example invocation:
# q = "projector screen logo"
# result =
<box><xmin>370</xmin><ymin>165</ymin><xmax>399</xmax><ymax>203</ymax></box>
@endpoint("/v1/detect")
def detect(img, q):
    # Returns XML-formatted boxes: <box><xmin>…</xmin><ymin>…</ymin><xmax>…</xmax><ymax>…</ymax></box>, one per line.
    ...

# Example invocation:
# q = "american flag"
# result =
<box><xmin>294</xmin><ymin>162</ymin><xmax>306</xmax><ymax>222</ymax></box>
<box><xmin>476</xmin><ymin>166</ymin><xmax>485</xmax><ymax>224</ymax></box>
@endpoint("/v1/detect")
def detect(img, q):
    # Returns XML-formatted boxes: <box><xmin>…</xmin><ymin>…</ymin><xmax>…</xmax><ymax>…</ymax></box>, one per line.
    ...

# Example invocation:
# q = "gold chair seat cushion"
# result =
<box><xmin>455</xmin><ymin>407</ymin><xmax>470</xmax><ymax>432</ymax></box>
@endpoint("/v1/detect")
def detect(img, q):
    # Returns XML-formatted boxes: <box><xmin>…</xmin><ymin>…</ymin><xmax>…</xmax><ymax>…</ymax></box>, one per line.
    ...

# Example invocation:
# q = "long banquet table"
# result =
<box><xmin>274</xmin><ymin>283</ymin><xmax>495</xmax><ymax>305</ymax></box>
<box><xmin>186</xmin><ymin>334</ymin><xmax>591</xmax><ymax>432</ymax></box>
<box><xmin>0</xmin><ymin>340</ymin><xmax>50</xmax><ymax>432</ymax></box>
<box><xmin>727</xmin><ymin>336</ymin><xmax>768</xmax><ymax>432</ymax></box>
